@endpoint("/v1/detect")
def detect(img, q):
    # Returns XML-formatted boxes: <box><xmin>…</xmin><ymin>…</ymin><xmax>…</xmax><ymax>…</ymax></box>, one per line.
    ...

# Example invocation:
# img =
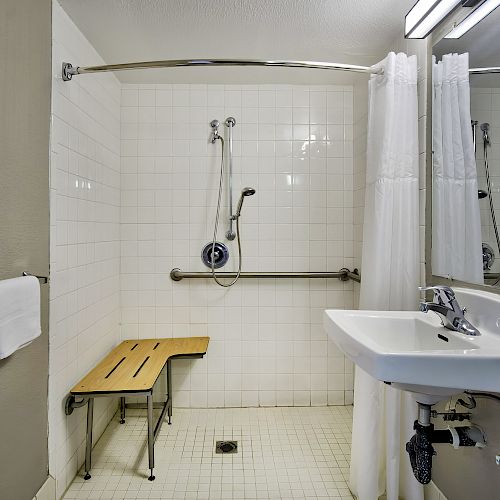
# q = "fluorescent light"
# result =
<box><xmin>445</xmin><ymin>0</ymin><xmax>500</xmax><ymax>38</ymax></box>
<box><xmin>406</xmin><ymin>0</ymin><xmax>439</xmax><ymax>34</ymax></box>
<box><xmin>405</xmin><ymin>0</ymin><xmax>461</xmax><ymax>38</ymax></box>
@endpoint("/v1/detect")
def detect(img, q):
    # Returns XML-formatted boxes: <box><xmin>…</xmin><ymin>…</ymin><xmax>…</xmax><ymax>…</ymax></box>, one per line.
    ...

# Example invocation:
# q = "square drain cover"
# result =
<box><xmin>216</xmin><ymin>440</ymin><xmax>238</xmax><ymax>454</ymax></box>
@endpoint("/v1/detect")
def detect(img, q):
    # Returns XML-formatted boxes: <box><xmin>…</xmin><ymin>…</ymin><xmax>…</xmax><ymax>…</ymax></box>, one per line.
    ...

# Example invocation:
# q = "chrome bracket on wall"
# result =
<box><xmin>64</xmin><ymin>394</ymin><xmax>89</xmax><ymax>415</ymax></box>
<box><xmin>62</xmin><ymin>62</ymin><xmax>75</xmax><ymax>81</ymax></box>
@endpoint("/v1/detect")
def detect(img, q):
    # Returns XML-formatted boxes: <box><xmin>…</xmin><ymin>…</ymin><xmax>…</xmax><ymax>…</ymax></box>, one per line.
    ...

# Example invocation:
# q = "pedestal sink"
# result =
<box><xmin>324</xmin><ymin>287</ymin><xmax>500</xmax><ymax>404</ymax></box>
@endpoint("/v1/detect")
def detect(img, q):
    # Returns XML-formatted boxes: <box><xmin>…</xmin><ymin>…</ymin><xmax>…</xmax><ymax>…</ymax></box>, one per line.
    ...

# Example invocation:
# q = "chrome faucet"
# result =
<box><xmin>419</xmin><ymin>286</ymin><xmax>480</xmax><ymax>336</ymax></box>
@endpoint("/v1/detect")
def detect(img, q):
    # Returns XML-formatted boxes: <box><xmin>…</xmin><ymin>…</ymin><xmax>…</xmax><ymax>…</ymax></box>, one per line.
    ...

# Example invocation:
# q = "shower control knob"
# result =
<box><xmin>201</xmin><ymin>242</ymin><xmax>229</xmax><ymax>269</ymax></box>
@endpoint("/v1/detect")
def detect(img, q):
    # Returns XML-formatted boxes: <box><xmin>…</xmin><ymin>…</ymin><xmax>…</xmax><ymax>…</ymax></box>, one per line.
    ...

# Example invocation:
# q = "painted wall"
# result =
<box><xmin>0</xmin><ymin>0</ymin><xmax>51</xmax><ymax>498</ymax></box>
<box><xmin>120</xmin><ymin>83</ymin><xmax>356</xmax><ymax>407</ymax></box>
<box><xmin>50</xmin><ymin>3</ymin><xmax>121</xmax><ymax>497</ymax></box>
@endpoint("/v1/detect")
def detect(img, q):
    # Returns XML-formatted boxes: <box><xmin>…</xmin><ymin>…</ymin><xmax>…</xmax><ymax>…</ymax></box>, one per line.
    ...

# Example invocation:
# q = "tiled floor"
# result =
<box><xmin>63</xmin><ymin>406</ymin><xmax>354</xmax><ymax>499</ymax></box>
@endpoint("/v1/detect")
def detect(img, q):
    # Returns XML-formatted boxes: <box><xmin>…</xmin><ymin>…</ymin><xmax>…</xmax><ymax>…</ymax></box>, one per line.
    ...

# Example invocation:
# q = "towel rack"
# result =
<box><xmin>170</xmin><ymin>267</ymin><xmax>361</xmax><ymax>283</ymax></box>
<box><xmin>23</xmin><ymin>272</ymin><xmax>48</xmax><ymax>284</ymax></box>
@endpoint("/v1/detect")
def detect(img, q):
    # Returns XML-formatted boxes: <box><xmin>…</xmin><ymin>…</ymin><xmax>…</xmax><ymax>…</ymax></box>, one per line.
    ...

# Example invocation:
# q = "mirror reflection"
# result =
<box><xmin>432</xmin><ymin>7</ymin><xmax>500</xmax><ymax>286</ymax></box>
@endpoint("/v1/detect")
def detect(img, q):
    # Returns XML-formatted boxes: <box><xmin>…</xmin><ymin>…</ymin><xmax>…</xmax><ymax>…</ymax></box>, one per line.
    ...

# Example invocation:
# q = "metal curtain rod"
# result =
<box><xmin>170</xmin><ymin>267</ymin><xmax>361</xmax><ymax>283</ymax></box>
<box><xmin>62</xmin><ymin>59</ymin><xmax>380</xmax><ymax>81</ymax></box>
<box><xmin>469</xmin><ymin>67</ymin><xmax>500</xmax><ymax>75</ymax></box>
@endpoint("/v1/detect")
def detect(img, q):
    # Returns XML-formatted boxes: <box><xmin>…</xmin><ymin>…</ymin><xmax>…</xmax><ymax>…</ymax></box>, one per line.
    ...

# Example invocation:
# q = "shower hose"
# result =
<box><xmin>210</xmin><ymin>137</ymin><xmax>243</xmax><ymax>287</ymax></box>
<box><xmin>483</xmin><ymin>134</ymin><xmax>500</xmax><ymax>285</ymax></box>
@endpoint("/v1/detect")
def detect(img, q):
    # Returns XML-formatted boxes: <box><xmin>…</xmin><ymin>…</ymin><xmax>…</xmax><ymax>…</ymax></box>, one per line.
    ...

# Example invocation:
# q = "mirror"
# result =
<box><xmin>432</xmin><ymin>7</ymin><xmax>500</xmax><ymax>287</ymax></box>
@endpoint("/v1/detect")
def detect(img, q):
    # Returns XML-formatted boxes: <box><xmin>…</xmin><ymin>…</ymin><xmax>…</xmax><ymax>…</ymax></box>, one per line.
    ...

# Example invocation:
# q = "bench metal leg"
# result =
<box><xmin>166</xmin><ymin>359</ymin><xmax>172</xmax><ymax>424</ymax></box>
<box><xmin>84</xmin><ymin>398</ymin><xmax>94</xmax><ymax>480</ymax></box>
<box><xmin>147</xmin><ymin>394</ymin><xmax>155</xmax><ymax>481</ymax></box>
<box><xmin>120</xmin><ymin>397</ymin><xmax>126</xmax><ymax>424</ymax></box>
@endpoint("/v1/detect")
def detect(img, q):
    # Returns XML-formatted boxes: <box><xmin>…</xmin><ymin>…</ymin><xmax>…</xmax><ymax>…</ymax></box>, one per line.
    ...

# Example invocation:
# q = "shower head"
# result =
<box><xmin>235</xmin><ymin>187</ymin><xmax>256</xmax><ymax>218</ymax></box>
<box><xmin>481</xmin><ymin>122</ymin><xmax>490</xmax><ymax>144</ymax></box>
<box><xmin>242</xmin><ymin>187</ymin><xmax>256</xmax><ymax>197</ymax></box>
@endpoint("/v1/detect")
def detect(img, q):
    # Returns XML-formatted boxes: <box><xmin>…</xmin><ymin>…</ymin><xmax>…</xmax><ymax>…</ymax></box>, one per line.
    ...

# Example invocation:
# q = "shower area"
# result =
<box><xmin>49</xmin><ymin>1</ymin><xmax>372</xmax><ymax>497</ymax></box>
<box><xmin>118</xmin><ymin>81</ymin><xmax>358</xmax><ymax>410</ymax></box>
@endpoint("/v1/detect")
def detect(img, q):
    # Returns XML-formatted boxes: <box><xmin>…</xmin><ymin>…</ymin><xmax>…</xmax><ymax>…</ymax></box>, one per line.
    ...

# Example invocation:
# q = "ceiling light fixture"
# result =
<box><xmin>445</xmin><ymin>0</ymin><xmax>500</xmax><ymax>38</ymax></box>
<box><xmin>405</xmin><ymin>0</ymin><xmax>462</xmax><ymax>38</ymax></box>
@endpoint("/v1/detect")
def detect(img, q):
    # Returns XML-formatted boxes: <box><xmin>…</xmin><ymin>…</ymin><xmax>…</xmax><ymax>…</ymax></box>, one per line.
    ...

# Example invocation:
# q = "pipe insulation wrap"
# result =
<box><xmin>406</xmin><ymin>422</ymin><xmax>487</xmax><ymax>484</ymax></box>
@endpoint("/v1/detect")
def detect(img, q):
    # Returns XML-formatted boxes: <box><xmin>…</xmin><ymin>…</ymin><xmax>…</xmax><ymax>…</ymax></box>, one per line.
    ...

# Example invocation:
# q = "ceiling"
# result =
<box><xmin>58</xmin><ymin>0</ymin><xmax>416</xmax><ymax>84</ymax></box>
<box><xmin>434</xmin><ymin>6</ymin><xmax>500</xmax><ymax>87</ymax></box>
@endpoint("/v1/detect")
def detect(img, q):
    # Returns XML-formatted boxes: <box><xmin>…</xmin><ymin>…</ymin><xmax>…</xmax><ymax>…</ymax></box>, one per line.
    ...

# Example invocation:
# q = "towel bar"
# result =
<box><xmin>22</xmin><ymin>272</ymin><xmax>48</xmax><ymax>284</ymax></box>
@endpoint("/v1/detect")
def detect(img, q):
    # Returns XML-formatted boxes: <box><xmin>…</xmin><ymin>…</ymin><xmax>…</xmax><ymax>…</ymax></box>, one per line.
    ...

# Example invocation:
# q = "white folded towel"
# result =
<box><xmin>0</xmin><ymin>276</ymin><xmax>41</xmax><ymax>359</ymax></box>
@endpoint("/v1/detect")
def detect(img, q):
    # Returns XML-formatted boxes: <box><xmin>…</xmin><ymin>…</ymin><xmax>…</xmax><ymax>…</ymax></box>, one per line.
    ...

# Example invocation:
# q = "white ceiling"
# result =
<box><xmin>58</xmin><ymin>0</ymin><xmax>416</xmax><ymax>84</ymax></box>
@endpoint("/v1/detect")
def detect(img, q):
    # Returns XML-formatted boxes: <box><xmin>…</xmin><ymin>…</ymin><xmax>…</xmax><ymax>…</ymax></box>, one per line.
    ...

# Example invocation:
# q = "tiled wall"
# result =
<box><xmin>120</xmin><ymin>83</ymin><xmax>356</xmax><ymax>408</ymax></box>
<box><xmin>470</xmin><ymin>86</ymin><xmax>500</xmax><ymax>273</ymax></box>
<box><xmin>50</xmin><ymin>3</ymin><xmax>121</xmax><ymax>497</ymax></box>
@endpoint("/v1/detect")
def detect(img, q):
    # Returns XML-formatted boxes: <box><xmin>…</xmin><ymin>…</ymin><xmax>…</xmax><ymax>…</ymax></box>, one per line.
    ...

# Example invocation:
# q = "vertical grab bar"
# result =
<box><xmin>225</xmin><ymin>117</ymin><xmax>236</xmax><ymax>240</ymax></box>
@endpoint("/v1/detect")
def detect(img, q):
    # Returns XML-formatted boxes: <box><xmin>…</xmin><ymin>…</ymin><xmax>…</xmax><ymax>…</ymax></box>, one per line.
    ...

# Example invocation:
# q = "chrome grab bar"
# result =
<box><xmin>170</xmin><ymin>267</ymin><xmax>360</xmax><ymax>283</ymax></box>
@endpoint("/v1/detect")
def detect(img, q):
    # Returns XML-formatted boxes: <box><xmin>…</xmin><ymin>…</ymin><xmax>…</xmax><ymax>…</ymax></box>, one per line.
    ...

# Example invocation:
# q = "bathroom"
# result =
<box><xmin>1</xmin><ymin>0</ymin><xmax>500</xmax><ymax>499</ymax></box>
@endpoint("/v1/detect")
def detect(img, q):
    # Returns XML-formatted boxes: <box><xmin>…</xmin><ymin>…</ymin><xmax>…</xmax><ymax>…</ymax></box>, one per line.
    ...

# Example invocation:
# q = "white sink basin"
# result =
<box><xmin>324</xmin><ymin>287</ymin><xmax>500</xmax><ymax>404</ymax></box>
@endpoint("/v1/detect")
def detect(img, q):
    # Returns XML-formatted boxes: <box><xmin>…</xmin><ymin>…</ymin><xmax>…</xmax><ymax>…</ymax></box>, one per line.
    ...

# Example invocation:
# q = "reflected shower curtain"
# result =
<box><xmin>432</xmin><ymin>53</ymin><xmax>483</xmax><ymax>284</ymax></box>
<box><xmin>350</xmin><ymin>53</ymin><xmax>423</xmax><ymax>500</ymax></box>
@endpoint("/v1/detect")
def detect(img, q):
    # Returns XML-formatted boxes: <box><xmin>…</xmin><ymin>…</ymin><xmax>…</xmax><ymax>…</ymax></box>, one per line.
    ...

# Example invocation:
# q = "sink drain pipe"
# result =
<box><xmin>406</xmin><ymin>403</ymin><xmax>486</xmax><ymax>485</ymax></box>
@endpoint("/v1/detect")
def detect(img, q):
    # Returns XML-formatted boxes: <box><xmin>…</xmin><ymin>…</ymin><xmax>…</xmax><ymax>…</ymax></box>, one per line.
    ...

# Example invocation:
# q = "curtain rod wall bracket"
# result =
<box><xmin>62</xmin><ymin>62</ymin><xmax>77</xmax><ymax>81</ymax></box>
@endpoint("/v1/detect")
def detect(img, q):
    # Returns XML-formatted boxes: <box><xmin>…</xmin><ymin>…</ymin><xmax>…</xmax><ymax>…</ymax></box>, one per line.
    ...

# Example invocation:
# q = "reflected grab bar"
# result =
<box><xmin>170</xmin><ymin>267</ymin><xmax>361</xmax><ymax>283</ymax></box>
<box><xmin>484</xmin><ymin>273</ymin><xmax>500</xmax><ymax>281</ymax></box>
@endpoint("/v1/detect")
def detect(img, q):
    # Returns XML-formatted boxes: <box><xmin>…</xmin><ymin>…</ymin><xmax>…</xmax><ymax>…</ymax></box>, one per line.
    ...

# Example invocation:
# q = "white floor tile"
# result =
<box><xmin>63</xmin><ymin>406</ymin><xmax>354</xmax><ymax>499</ymax></box>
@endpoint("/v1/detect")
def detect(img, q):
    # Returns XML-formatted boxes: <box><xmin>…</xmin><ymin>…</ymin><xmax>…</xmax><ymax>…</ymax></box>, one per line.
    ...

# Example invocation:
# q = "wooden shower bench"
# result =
<box><xmin>65</xmin><ymin>337</ymin><xmax>209</xmax><ymax>481</ymax></box>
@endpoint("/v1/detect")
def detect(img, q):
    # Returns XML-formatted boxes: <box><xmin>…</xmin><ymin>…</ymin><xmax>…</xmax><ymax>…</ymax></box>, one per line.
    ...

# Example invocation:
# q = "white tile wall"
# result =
<box><xmin>120</xmin><ymin>83</ymin><xmax>356</xmax><ymax>408</ymax></box>
<box><xmin>471</xmin><ymin>86</ymin><xmax>500</xmax><ymax>273</ymax></box>
<box><xmin>50</xmin><ymin>3</ymin><xmax>121</xmax><ymax>497</ymax></box>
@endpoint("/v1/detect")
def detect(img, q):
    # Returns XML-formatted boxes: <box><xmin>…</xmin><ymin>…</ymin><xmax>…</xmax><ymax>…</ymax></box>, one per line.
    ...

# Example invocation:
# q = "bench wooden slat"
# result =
<box><xmin>71</xmin><ymin>337</ymin><xmax>209</xmax><ymax>395</ymax></box>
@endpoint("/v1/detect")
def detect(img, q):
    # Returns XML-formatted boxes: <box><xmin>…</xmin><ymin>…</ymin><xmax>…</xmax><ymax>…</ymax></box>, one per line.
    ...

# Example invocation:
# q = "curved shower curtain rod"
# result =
<box><xmin>61</xmin><ymin>59</ymin><xmax>500</xmax><ymax>81</ymax></box>
<box><xmin>61</xmin><ymin>59</ymin><xmax>382</xmax><ymax>81</ymax></box>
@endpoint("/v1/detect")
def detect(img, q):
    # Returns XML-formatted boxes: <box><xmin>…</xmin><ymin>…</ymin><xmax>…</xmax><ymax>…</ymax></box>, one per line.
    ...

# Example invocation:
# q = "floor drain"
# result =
<box><xmin>216</xmin><ymin>440</ymin><xmax>238</xmax><ymax>454</ymax></box>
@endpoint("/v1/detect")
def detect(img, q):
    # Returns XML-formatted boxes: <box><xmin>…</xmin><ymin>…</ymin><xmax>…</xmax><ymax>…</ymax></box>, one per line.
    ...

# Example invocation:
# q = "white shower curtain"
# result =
<box><xmin>432</xmin><ymin>53</ymin><xmax>483</xmax><ymax>284</ymax></box>
<box><xmin>350</xmin><ymin>53</ymin><xmax>423</xmax><ymax>500</ymax></box>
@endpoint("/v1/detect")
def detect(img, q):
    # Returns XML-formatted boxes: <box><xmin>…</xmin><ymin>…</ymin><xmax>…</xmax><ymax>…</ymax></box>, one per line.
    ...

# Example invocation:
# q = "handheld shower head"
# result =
<box><xmin>242</xmin><ymin>187</ymin><xmax>256</xmax><ymax>197</ymax></box>
<box><xmin>235</xmin><ymin>187</ymin><xmax>256</xmax><ymax>218</ymax></box>
<box><xmin>481</xmin><ymin>122</ymin><xmax>490</xmax><ymax>144</ymax></box>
